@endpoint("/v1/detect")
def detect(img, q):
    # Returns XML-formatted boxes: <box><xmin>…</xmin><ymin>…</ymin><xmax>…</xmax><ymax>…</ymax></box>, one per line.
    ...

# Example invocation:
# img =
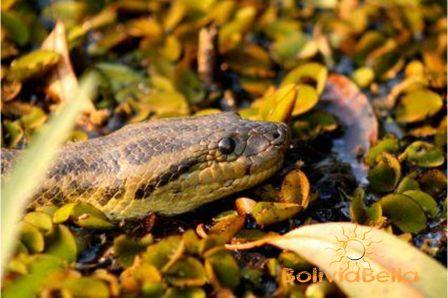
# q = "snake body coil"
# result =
<box><xmin>1</xmin><ymin>112</ymin><xmax>290</xmax><ymax>219</ymax></box>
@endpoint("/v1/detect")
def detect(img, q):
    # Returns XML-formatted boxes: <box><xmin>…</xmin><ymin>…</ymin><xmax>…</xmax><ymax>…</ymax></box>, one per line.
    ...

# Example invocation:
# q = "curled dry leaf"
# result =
<box><xmin>41</xmin><ymin>22</ymin><xmax>107</xmax><ymax>125</ymax></box>
<box><xmin>279</xmin><ymin>169</ymin><xmax>310</xmax><ymax>208</ymax></box>
<box><xmin>41</xmin><ymin>22</ymin><xmax>88</xmax><ymax>108</ymax></box>
<box><xmin>227</xmin><ymin>222</ymin><xmax>447</xmax><ymax>298</ymax></box>
<box><xmin>322</xmin><ymin>74</ymin><xmax>378</xmax><ymax>182</ymax></box>
<box><xmin>235</xmin><ymin>197</ymin><xmax>257</xmax><ymax>215</ymax></box>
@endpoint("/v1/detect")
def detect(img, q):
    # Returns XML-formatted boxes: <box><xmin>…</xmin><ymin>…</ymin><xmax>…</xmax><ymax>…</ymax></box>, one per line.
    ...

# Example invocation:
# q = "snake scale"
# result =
<box><xmin>1</xmin><ymin>112</ymin><xmax>290</xmax><ymax>220</ymax></box>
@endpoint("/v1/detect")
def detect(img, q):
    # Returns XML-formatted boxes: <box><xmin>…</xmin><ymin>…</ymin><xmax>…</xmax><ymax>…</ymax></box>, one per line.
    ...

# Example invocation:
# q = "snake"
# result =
<box><xmin>1</xmin><ymin>112</ymin><xmax>290</xmax><ymax>220</ymax></box>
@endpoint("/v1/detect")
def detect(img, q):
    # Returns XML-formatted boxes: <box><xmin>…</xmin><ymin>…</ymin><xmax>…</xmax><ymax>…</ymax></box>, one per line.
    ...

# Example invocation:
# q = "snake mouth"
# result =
<box><xmin>126</xmin><ymin>143</ymin><xmax>288</xmax><ymax>217</ymax></box>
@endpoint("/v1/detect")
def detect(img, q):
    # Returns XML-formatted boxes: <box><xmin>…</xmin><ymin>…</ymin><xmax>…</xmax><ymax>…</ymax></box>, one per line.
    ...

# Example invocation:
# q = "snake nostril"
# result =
<box><xmin>271</xmin><ymin>128</ymin><xmax>286</xmax><ymax>145</ymax></box>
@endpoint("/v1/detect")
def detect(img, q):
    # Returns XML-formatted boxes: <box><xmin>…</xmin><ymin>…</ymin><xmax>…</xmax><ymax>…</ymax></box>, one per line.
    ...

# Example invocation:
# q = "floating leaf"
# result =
<box><xmin>224</xmin><ymin>44</ymin><xmax>273</xmax><ymax>78</ymax></box>
<box><xmin>208</xmin><ymin>212</ymin><xmax>245</xmax><ymax>243</ymax></box>
<box><xmin>292</xmin><ymin>84</ymin><xmax>319</xmax><ymax>116</ymax></box>
<box><xmin>396</xmin><ymin>89</ymin><xmax>443</xmax><ymax>123</ymax></box>
<box><xmin>61</xmin><ymin>277</ymin><xmax>109</xmax><ymax>298</ymax></box>
<box><xmin>281</xmin><ymin>63</ymin><xmax>328</xmax><ymax>94</ymax></box>
<box><xmin>165</xmin><ymin>257</ymin><xmax>207</xmax><ymax>287</ymax></box>
<box><xmin>174</xmin><ymin>65</ymin><xmax>205</xmax><ymax>105</ymax></box>
<box><xmin>205</xmin><ymin>249</ymin><xmax>240</xmax><ymax>289</ymax></box>
<box><xmin>114</xmin><ymin>234</ymin><xmax>153</xmax><ymax>267</ymax></box>
<box><xmin>365</xmin><ymin>136</ymin><xmax>400</xmax><ymax>167</ymax></box>
<box><xmin>8</xmin><ymin>50</ymin><xmax>60</xmax><ymax>81</ymax></box>
<box><xmin>53</xmin><ymin>202</ymin><xmax>114</xmax><ymax>229</ymax></box>
<box><xmin>219</xmin><ymin>6</ymin><xmax>257</xmax><ymax>53</ymax></box>
<box><xmin>20</xmin><ymin>107</ymin><xmax>48</xmax><ymax>130</ymax></box>
<box><xmin>23</xmin><ymin>212</ymin><xmax>53</xmax><ymax>235</ymax></box>
<box><xmin>379</xmin><ymin>193</ymin><xmax>426</xmax><ymax>233</ymax></box>
<box><xmin>120</xmin><ymin>261</ymin><xmax>163</xmax><ymax>296</ymax></box>
<box><xmin>165</xmin><ymin>287</ymin><xmax>206</xmax><ymax>298</ymax></box>
<box><xmin>402</xmin><ymin>190</ymin><xmax>438</xmax><ymax>218</ymax></box>
<box><xmin>404</xmin><ymin>141</ymin><xmax>445</xmax><ymax>167</ymax></box>
<box><xmin>2</xmin><ymin>255</ymin><xmax>65</xmax><ymax>298</ymax></box>
<box><xmin>227</xmin><ymin>222</ymin><xmax>447</xmax><ymax>298</ymax></box>
<box><xmin>143</xmin><ymin>235</ymin><xmax>184</xmax><ymax>271</ymax></box>
<box><xmin>257</xmin><ymin>84</ymin><xmax>297</xmax><ymax>122</ymax></box>
<box><xmin>3</xmin><ymin>120</ymin><xmax>23</xmax><ymax>148</ymax></box>
<box><xmin>351</xmin><ymin>67</ymin><xmax>375</xmax><ymax>88</ymax></box>
<box><xmin>45</xmin><ymin>225</ymin><xmax>77</xmax><ymax>262</ymax></box>
<box><xmin>396</xmin><ymin>175</ymin><xmax>420</xmax><ymax>193</ymax></box>
<box><xmin>349</xmin><ymin>188</ymin><xmax>382</xmax><ymax>225</ymax></box>
<box><xmin>271</xmin><ymin>31</ymin><xmax>306</xmax><ymax>67</ymax></box>
<box><xmin>419</xmin><ymin>170</ymin><xmax>447</xmax><ymax>198</ymax></box>
<box><xmin>251</xmin><ymin>202</ymin><xmax>302</xmax><ymax>226</ymax></box>
<box><xmin>19</xmin><ymin>222</ymin><xmax>45</xmax><ymax>253</ymax></box>
<box><xmin>367</xmin><ymin>153</ymin><xmax>401</xmax><ymax>192</ymax></box>
<box><xmin>1</xmin><ymin>11</ymin><xmax>29</xmax><ymax>46</ymax></box>
<box><xmin>136</xmin><ymin>90</ymin><xmax>190</xmax><ymax>118</ymax></box>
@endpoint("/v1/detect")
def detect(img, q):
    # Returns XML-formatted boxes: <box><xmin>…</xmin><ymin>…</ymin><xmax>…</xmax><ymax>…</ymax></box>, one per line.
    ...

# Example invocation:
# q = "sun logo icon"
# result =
<box><xmin>327</xmin><ymin>224</ymin><xmax>382</xmax><ymax>272</ymax></box>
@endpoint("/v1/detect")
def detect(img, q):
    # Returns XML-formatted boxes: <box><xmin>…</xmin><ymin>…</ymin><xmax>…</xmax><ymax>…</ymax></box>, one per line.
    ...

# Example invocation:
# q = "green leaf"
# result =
<box><xmin>396</xmin><ymin>89</ymin><xmax>443</xmax><ymax>123</ymax></box>
<box><xmin>367</xmin><ymin>153</ymin><xmax>401</xmax><ymax>192</ymax></box>
<box><xmin>419</xmin><ymin>170</ymin><xmax>447</xmax><ymax>198</ymax></box>
<box><xmin>20</xmin><ymin>107</ymin><xmax>48</xmax><ymax>130</ymax></box>
<box><xmin>8</xmin><ymin>50</ymin><xmax>60</xmax><ymax>81</ymax></box>
<box><xmin>23</xmin><ymin>212</ymin><xmax>53</xmax><ymax>235</ymax></box>
<box><xmin>113</xmin><ymin>234</ymin><xmax>152</xmax><ymax>267</ymax></box>
<box><xmin>292</xmin><ymin>84</ymin><xmax>319</xmax><ymax>116</ymax></box>
<box><xmin>379</xmin><ymin>194</ymin><xmax>427</xmax><ymax>233</ymax></box>
<box><xmin>2</xmin><ymin>255</ymin><xmax>65</xmax><ymax>298</ymax></box>
<box><xmin>281</xmin><ymin>63</ymin><xmax>328</xmax><ymax>94</ymax></box>
<box><xmin>351</xmin><ymin>67</ymin><xmax>375</xmax><ymax>88</ymax></box>
<box><xmin>365</xmin><ymin>137</ymin><xmax>399</xmax><ymax>166</ymax></box>
<box><xmin>251</xmin><ymin>202</ymin><xmax>302</xmax><ymax>226</ymax></box>
<box><xmin>204</xmin><ymin>249</ymin><xmax>240</xmax><ymax>289</ymax></box>
<box><xmin>404</xmin><ymin>141</ymin><xmax>445</xmax><ymax>167</ymax></box>
<box><xmin>45</xmin><ymin>225</ymin><xmax>77</xmax><ymax>262</ymax></box>
<box><xmin>143</xmin><ymin>235</ymin><xmax>184</xmax><ymax>271</ymax></box>
<box><xmin>53</xmin><ymin>202</ymin><xmax>114</xmax><ymax>229</ymax></box>
<box><xmin>1</xmin><ymin>11</ymin><xmax>29</xmax><ymax>46</ymax></box>
<box><xmin>349</xmin><ymin>188</ymin><xmax>382</xmax><ymax>225</ymax></box>
<box><xmin>227</xmin><ymin>222</ymin><xmax>447</xmax><ymax>298</ymax></box>
<box><xmin>258</xmin><ymin>84</ymin><xmax>297</xmax><ymax>122</ymax></box>
<box><xmin>165</xmin><ymin>257</ymin><xmax>207</xmax><ymax>287</ymax></box>
<box><xmin>3</xmin><ymin>120</ymin><xmax>23</xmax><ymax>148</ymax></box>
<box><xmin>402</xmin><ymin>190</ymin><xmax>438</xmax><ymax>218</ymax></box>
<box><xmin>396</xmin><ymin>175</ymin><xmax>420</xmax><ymax>193</ymax></box>
<box><xmin>62</xmin><ymin>277</ymin><xmax>109</xmax><ymax>297</ymax></box>
<box><xmin>19</xmin><ymin>222</ymin><xmax>45</xmax><ymax>253</ymax></box>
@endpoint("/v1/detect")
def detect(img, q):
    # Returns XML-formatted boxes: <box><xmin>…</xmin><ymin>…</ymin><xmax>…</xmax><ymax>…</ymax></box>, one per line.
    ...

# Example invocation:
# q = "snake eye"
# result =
<box><xmin>218</xmin><ymin>137</ymin><xmax>236</xmax><ymax>154</ymax></box>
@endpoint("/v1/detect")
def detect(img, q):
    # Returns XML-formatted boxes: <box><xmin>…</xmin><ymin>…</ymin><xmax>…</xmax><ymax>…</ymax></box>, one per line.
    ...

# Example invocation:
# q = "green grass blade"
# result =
<box><xmin>1</xmin><ymin>73</ymin><xmax>98</xmax><ymax>273</ymax></box>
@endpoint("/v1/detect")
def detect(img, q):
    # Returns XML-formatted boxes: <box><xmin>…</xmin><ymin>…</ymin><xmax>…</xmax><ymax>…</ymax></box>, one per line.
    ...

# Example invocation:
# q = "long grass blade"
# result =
<box><xmin>1</xmin><ymin>73</ymin><xmax>98</xmax><ymax>272</ymax></box>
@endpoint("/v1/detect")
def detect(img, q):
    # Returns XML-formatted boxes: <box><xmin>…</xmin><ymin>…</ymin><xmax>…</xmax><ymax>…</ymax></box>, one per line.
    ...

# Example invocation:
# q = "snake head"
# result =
<box><xmin>210</xmin><ymin>112</ymin><xmax>290</xmax><ymax>176</ymax></box>
<box><xmin>136</xmin><ymin>112</ymin><xmax>291</xmax><ymax>215</ymax></box>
